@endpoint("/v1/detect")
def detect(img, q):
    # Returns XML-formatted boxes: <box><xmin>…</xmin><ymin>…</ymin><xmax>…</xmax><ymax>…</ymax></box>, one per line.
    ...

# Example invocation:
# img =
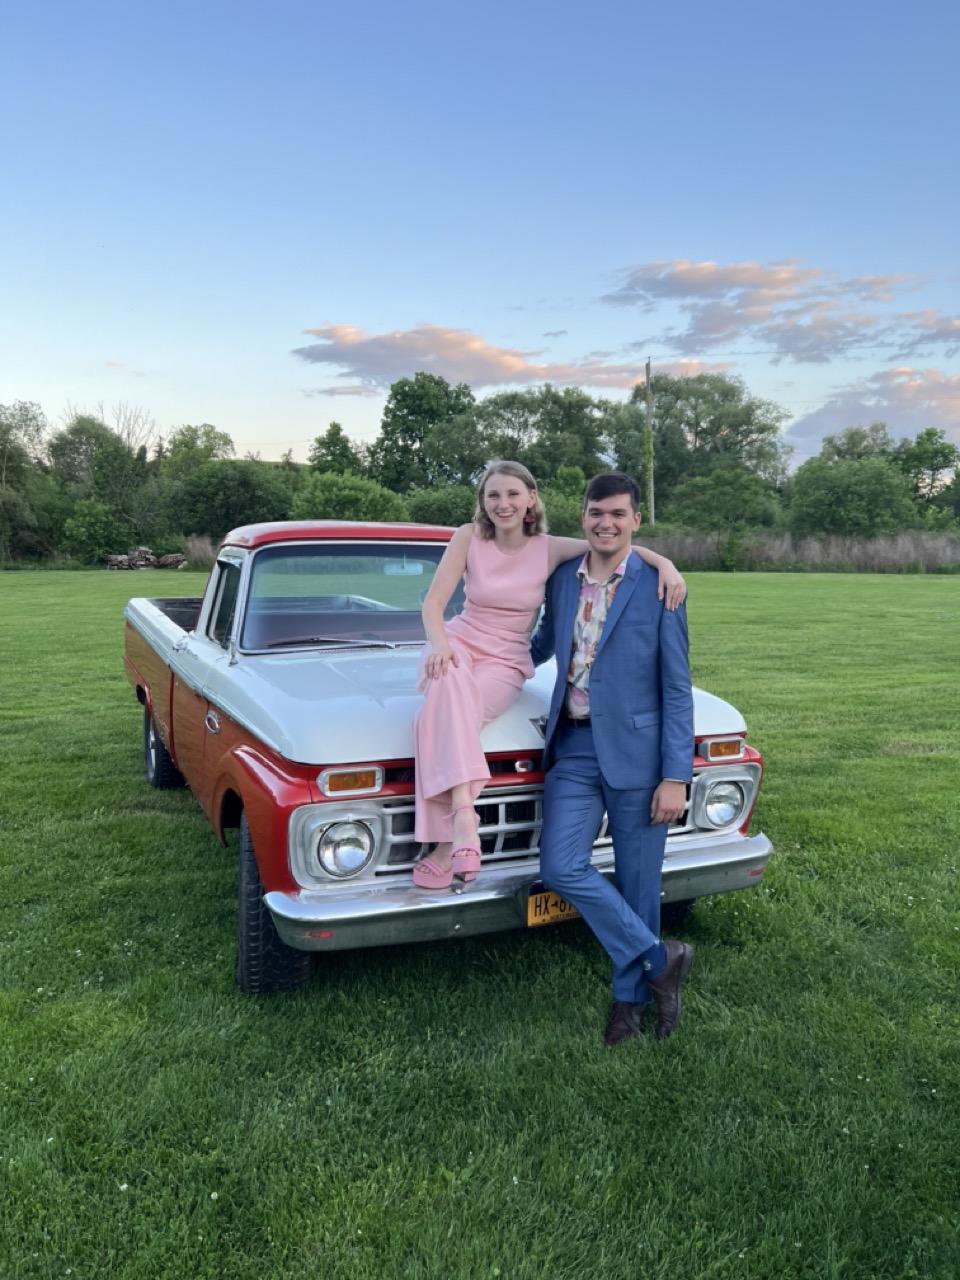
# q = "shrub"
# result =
<box><xmin>176</xmin><ymin>460</ymin><xmax>292</xmax><ymax>539</ymax></box>
<box><xmin>290</xmin><ymin>471</ymin><xmax>409</xmax><ymax>522</ymax></box>
<box><xmin>405</xmin><ymin>485</ymin><xmax>475</xmax><ymax>527</ymax></box>
<box><xmin>62</xmin><ymin>499</ymin><xmax>126</xmax><ymax>563</ymax></box>
<box><xmin>542</xmin><ymin>489</ymin><xmax>582</xmax><ymax>536</ymax></box>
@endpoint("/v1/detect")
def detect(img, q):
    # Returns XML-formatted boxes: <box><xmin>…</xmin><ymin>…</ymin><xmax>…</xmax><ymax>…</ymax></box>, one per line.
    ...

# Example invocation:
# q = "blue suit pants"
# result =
<box><xmin>539</xmin><ymin>719</ymin><xmax>666</xmax><ymax>1003</ymax></box>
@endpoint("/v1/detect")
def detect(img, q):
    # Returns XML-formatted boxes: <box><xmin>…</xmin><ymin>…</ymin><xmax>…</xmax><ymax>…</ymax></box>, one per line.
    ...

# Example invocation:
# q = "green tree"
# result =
<box><xmin>421</xmin><ymin>410</ymin><xmax>494</xmax><ymax>486</ymax></box>
<box><xmin>47</xmin><ymin>414</ymin><xmax>147</xmax><ymax>525</ymax></box>
<box><xmin>406</xmin><ymin>485</ymin><xmax>476</xmax><ymax>526</ymax></box>
<box><xmin>307</xmin><ymin>422</ymin><xmax>364</xmax><ymax>474</ymax></box>
<box><xmin>177</xmin><ymin>460</ymin><xmax>292</xmax><ymax>539</ymax></box>
<box><xmin>541</xmin><ymin>488</ymin><xmax>583</xmax><ymax>536</ymax></box>
<box><xmin>626</xmin><ymin>374</ymin><xmax>790</xmax><ymax>509</ymax></box>
<box><xmin>788</xmin><ymin>457</ymin><xmax>918</xmax><ymax>537</ymax></box>
<box><xmin>667</xmin><ymin>465</ymin><xmax>779</xmax><ymax>566</ymax></box>
<box><xmin>603</xmin><ymin>402</ymin><xmax>648</xmax><ymax>491</ymax></box>
<box><xmin>162</xmin><ymin>424</ymin><xmax>235</xmax><ymax>479</ymax></box>
<box><xmin>891</xmin><ymin>428</ymin><xmax>959</xmax><ymax>506</ymax></box>
<box><xmin>819</xmin><ymin>422</ymin><xmax>895</xmax><ymax>462</ymax></box>
<box><xmin>551</xmin><ymin>465</ymin><xmax>587</xmax><ymax>499</ymax></box>
<box><xmin>62</xmin><ymin>498</ymin><xmax>126</xmax><ymax>562</ymax></box>
<box><xmin>367</xmin><ymin>373</ymin><xmax>475</xmax><ymax>492</ymax></box>
<box><xmin>290</xmin><ymin>471</ymin><xmax>408</xmax><ymax>522</ymax></box>
<box><xmin>519</xmin><ymin>386</ymin><xmax>606</xmax><ymax>484</ymax></box>
<box><xmin>0</xmin><ymin>486</ymin><xmax>34</xmax><ymax>561</ymax></box>
<box><xmin>934</xmin><ymin>474</ymin><xmax>960</xmax><ymax>524</ymax></box>
<box><xmin>0</xmin><ymin>400</ymin><xmax>46</xmax><ymax>489</ymax></box>
<box><xmin>474</xmin><ymin>390</ymin><xmax>543</xmax><ymax>463</ymax></box>
<box><xmin>668</xmin><ymin>465</ymin><xmax>778</xmax><ymax>528</ymax></box>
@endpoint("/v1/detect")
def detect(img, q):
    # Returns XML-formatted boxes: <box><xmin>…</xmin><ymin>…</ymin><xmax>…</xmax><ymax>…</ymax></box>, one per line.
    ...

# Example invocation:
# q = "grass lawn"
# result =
<box><xmin>1</xmin><ymin>569</ymin><xmax>958</xmax><ymax>1280</ymax></box>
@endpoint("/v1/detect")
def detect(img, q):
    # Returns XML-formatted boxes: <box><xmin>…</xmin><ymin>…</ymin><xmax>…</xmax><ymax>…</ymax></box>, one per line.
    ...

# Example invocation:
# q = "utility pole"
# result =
<box><xmin>644</xmin><ymin>357</ymin><xmax>655</xmax><ymax>526</ymax></box>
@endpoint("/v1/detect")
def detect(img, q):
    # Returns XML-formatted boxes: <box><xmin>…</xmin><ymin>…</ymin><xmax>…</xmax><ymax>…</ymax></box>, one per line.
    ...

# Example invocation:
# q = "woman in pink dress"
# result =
<box><xmin>412</xmin><ymin>460</ymin><xmax>686</xmax><ymax>889</ymax></box>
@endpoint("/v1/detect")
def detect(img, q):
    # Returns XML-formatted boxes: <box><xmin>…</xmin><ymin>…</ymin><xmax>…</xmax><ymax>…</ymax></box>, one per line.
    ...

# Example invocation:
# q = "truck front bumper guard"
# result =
<box><xmin>265</xmin><ymin>831</ymin><xmax>773</xmax><ymax>953</ymax></box>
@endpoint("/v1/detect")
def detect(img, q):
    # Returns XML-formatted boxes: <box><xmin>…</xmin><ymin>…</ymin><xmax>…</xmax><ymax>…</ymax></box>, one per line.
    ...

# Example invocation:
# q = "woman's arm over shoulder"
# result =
<box><xmin>546</xmin><ymin>533</ymin><xmax>686</xmax><ymax>609</ymax></box>
<box><xmin>545</xmin><ymin>534</ymin><xmax>589</xmax><ymax>574</ymax></box>
<box><xmin>632</xmin><ymin>543</ymin><xmax>686</xmax><ymax>610</ymax></box>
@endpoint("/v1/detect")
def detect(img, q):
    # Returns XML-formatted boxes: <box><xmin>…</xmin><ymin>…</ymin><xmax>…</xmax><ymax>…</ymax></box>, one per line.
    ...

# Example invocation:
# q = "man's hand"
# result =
<box><xmin>651</xmin><ymin>779</ymin><xmax>686</xmax><ymax>825</ymax></box>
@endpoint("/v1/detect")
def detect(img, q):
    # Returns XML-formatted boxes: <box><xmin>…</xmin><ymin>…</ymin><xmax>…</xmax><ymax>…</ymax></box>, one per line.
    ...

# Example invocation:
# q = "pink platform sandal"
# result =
<box><xmin>450</xmin><ymin>803</ymin><xmax>482</xmax><ymax>883</ymax></box>
<box><xmin>412</xmin><ymin>854</ymin><xmax>454</xmax><ymax>890</ymax></box>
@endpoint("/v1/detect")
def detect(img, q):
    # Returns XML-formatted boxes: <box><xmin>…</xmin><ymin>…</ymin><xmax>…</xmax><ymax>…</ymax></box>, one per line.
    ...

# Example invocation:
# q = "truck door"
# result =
<box><xmin>170</xmin><ymin>559</ymin><xmax>240</xmax><ymax>806</ymax></box>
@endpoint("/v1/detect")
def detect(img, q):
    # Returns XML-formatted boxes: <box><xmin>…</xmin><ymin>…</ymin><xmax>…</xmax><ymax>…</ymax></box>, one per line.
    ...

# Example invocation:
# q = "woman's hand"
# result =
<box><xmin>658</xmin><ymin>563</ymin><xmax>687</xmax><ymax>611</ymax></box>
<box><xmin>425</xmin><ymin>645</ymin><xmax>460</xmax><ymax>679</ymax></box>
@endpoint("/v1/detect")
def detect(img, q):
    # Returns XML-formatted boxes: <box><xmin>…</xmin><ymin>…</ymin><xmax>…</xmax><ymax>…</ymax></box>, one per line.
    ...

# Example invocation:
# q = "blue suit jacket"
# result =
<box><xmin>530</xmin><ymin>555</ymin><xmax>694</xmax><ymax>789</ymax></box>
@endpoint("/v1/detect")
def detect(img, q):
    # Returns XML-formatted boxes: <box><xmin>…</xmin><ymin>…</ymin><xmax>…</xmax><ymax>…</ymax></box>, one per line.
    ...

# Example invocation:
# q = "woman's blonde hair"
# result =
<box><xmin>473</xmin><ymin>460</ymin><xmax>547</xmax><ymax>539</ymax></box>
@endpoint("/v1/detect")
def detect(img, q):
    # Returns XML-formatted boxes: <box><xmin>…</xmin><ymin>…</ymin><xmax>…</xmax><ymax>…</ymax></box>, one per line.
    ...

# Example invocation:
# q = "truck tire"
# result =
<box><xmin>235</xmin><ymin>814</ymin><xmax>313</xmax><ymax>995</ymax></box>
<box><xmin>144</xmin><ymin>705</ymin><xmax>184</xmax><ymax>789</ymax></box>
<box><xmin>661</xmin><ymin>898</ymin><xmax>695</xmax><ymax>930</ymax></box>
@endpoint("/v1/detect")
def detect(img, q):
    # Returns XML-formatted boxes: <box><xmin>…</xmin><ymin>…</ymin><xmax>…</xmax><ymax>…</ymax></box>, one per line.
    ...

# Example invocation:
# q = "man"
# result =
<box><xmin>530</xmin><ymin>472</ymin><xmax>695</xmax><ymax>1044</ymax></box>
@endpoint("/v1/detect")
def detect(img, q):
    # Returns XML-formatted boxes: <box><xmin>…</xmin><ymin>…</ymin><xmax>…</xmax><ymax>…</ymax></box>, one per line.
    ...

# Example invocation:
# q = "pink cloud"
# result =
<box><xmin>292</xmin><ymin>323</ymin><xmax>726</xmax><ymax>393</ymax></box>
<box><xmin>601</xmin><ymin>258</ymin><xmax>952</xmax><ymax>364</ymax></box>
<box><xmin>786</xmin><ymin>367</ymin><xmax>960</xmax><ymax>458</ymax></box>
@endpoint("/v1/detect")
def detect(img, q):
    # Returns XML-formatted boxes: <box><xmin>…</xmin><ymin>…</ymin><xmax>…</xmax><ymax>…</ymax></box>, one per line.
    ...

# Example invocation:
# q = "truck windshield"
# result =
<box><xmin>241</xmin><ymin>541</ymin><xmax>459</xmax><ymax>650</ymax></box>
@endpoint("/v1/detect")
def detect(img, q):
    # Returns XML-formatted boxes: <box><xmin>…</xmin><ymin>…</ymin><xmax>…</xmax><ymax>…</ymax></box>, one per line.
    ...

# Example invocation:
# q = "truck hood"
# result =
<box><xmin>204</xmin><ymin>647</ymin><xmax>746</xmax><ymax>765</ymax></box>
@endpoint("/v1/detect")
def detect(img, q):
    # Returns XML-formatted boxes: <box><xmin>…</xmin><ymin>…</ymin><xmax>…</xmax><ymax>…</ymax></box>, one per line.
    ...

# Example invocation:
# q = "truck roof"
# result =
<box><xmin>220</xmin><ymin>520</ymin><xmax>457</xmax><ymax>550</ymax></box>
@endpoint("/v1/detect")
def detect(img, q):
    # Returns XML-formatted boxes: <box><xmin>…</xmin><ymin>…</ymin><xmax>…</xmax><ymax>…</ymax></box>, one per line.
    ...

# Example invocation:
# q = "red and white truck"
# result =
<box><xmin>124</xmin><ymin>520</ymin><xmax>771</xmax><ymax>993</ymax></box>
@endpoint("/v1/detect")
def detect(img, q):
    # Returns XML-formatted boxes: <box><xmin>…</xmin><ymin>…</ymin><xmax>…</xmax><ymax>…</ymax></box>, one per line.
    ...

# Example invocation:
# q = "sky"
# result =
<box><xmin>2</xmin><ymin>0</ymin><xmax>958</xmax><ymax>465</ymax></box>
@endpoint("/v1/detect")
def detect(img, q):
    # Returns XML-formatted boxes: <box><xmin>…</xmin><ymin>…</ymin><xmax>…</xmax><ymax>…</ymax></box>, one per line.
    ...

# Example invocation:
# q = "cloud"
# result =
<box><xmin>786</xmin><ymin>367</ymin><xmax>960</xmax><ymax>458</ymax></box>
<box><xmin>601</xmin><ymin>258</ymin><xmax>954</xmax><ymax>364</ymax></box>
<box><xmin>894</xmin><ymin>310</ymin><xmax>960</xmax><ymax>357</ymax></box>
<box><xmin>292</xmin><ymin>323</ymin><xmax>726</xmax><ymax>392</ymax></box>
<box><xmin>302</xmin><ymin>383</ymin><xmax>380</xmax><ymax>398</ymax></box>
<box><xmin>105</xmin><ymin>359</ymin><xmax>126</xmax><ymax>369</ymax></box>
<box><xmin>542</xmin><ymin>329</ymin><xmax>568</xmax><ymax>338</ymax></box>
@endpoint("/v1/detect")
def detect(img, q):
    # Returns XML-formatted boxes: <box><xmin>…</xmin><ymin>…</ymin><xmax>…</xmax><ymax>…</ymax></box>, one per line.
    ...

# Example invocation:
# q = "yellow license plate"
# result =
<box><xmin>527</xmin><ymin>888</ymin><xmax>581</xmax><ymax>927</ymax></box>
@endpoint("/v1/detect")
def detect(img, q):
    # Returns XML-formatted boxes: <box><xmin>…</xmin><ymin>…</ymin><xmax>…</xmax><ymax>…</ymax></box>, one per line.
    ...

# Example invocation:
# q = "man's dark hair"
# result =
<box><xmin>583</xmin><ymin>471</ymin><xmax>642</xmax><ymax>512</ymax></box>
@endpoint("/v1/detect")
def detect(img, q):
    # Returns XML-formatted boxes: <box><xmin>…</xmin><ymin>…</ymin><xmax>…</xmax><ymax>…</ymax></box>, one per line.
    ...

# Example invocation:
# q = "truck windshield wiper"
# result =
<box><xmin>263</xmin><ymin>635</ymin><xmax>398</xmax><ymax>650</ymax></box>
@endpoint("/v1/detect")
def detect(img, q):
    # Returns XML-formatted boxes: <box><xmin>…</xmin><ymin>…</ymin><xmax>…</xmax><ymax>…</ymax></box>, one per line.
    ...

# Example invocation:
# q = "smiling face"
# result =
<box><xmin>581</xmin><ymin>491</ymin><xmax>641</xmax><ymax>566</ymax></box>
<box><xmin>482</xmin><ymin>471</ymin><xmax>536</xmax><ymax>534</ymax></box>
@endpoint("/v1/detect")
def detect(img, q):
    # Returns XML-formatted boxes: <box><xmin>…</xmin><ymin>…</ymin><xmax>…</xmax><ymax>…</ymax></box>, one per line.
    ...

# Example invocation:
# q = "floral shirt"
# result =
<box><xmin>564</xmin><ymin>552</ymin><xmax>630</xmax><ymax>718</ymax></box>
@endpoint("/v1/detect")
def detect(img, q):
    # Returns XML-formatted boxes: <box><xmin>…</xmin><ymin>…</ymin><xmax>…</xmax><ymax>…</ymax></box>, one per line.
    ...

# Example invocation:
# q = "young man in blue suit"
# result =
<box><xmin>530</xmin><ymin>472</ymin><xmax>695</xmax><ymax>1044</ymax></box>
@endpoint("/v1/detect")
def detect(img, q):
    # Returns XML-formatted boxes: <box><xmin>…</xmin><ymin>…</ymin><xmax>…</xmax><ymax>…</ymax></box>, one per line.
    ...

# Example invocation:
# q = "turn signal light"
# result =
<box><xmin>702</xmin><ymin>738</ymin><xmax>744</xmax><ymax>761</ymax></box>
<box><xmin>317</xmin><ymin>766</ymin><xmax>384</xmax><ymax>796</ymax></box>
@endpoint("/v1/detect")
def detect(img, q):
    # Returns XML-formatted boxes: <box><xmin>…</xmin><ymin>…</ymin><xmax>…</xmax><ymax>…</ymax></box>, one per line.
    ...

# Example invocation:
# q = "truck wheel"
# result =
<box><xmin>144</xmin><ymin>705</ymin><xmax>184</xmax><ymax>789</ymax></box>
<box><xmin>661</xmin><ymin>898</ymin><xmax>695</xmax><ymax>930</ymax></box>
<box><xmin>235</xmin><ymin>814</ymin><xmax>313</xmax><ymax>995</ymax></box>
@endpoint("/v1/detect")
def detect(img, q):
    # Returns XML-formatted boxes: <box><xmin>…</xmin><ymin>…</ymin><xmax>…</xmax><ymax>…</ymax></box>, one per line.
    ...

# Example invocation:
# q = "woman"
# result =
<box><xmin>412</xmin><ymin>460</ymin><xmax>685</xmax><ymax>888</ymax></box>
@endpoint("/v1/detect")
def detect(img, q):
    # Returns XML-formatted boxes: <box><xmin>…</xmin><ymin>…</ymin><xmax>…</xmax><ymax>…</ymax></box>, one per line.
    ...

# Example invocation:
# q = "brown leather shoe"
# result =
<box><xmin>603</xmin><ymin>1000</ymin><xmax>648</xmax><ymax>1046</ymax></box>
<box><xmin>647</xmin><ymin>940</ymin><xmax>694</xmax><ymax>1039</ymax></box>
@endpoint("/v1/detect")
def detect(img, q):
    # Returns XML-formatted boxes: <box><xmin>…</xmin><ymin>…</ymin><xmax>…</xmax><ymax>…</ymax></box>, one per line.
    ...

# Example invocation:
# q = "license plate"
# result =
<box><xmin>527</xmin><ymin>886</ymin><xmax>581</xmax><ymax>927</ymax></box>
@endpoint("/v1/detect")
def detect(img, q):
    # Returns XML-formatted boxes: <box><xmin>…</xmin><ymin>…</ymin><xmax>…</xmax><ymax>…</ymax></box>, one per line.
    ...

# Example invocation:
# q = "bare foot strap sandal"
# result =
<box><xmin>412</xmin><ymin>856</ymin><xmax>454</xmax><ymax>890</ymax></box>
<box><xmin>450</xmin><ymin>804</ymin><xmax>482</xmax><ymax>882</ymax></box>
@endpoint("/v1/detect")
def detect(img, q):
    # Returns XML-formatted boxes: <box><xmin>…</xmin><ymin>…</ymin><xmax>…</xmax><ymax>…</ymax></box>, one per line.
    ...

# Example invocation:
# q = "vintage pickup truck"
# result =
<box><xmin>123</xmin><ymin>520</ymin><xmax>772</xmax><ymax>993</ymax></box>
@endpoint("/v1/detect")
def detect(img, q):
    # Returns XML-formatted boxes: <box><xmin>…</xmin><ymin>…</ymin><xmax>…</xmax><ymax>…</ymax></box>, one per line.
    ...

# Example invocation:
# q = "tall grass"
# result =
<box><xmin>637</xmin><ymin>528</ymin><xmax>960</xmax><ymax>572</ymax></box>
<box><xmin>184</xmin><ymin>534</ymin><xmax>216</xmax><ymax>570</ymax></box>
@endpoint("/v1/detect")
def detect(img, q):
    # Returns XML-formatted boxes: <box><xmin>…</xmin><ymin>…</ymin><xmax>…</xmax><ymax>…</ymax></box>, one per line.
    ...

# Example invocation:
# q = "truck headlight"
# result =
<box><xmin>702</xmin><ymin>781</ymin><xmax>745</xmax><ymax>828</ymax></box>
<box><xmin>317</xmin><ymin>821</ymin><xmax>374</xmax><ymax>878</ymax></box>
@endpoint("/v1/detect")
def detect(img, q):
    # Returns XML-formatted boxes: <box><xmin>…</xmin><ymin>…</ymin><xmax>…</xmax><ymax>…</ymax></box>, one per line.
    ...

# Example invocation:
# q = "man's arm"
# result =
<box><xmin>529</xmin><ymin>576</ymin><xmax>558</xmax><ymax>667</ymax></box>
<box><xmin>650</xmin><ymin>599</ymin><xmax>694</xmax><ymax>823</ymax></box>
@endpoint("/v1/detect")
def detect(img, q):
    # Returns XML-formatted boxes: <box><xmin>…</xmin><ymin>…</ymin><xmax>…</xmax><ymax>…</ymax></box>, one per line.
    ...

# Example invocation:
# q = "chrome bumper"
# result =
<box><xmin>265</xmin><ymin>831</ymin><xmax>773</xmax><ymax>953</ymax></box>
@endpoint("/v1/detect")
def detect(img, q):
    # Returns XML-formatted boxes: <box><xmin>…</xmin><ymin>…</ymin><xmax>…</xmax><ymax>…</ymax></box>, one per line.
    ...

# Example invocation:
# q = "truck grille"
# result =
<box><xmin>376</xmin><ymin>783</ymin><xmax>692</xmax><ymax>874</ymax></box>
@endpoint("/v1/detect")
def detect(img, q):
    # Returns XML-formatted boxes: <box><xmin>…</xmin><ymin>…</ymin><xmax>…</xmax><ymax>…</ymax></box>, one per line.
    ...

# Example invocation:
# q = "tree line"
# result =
<box><xmin>1</xmin><ymin>373</ymin><xmax>958</xmax><ymax>567</ymax></box>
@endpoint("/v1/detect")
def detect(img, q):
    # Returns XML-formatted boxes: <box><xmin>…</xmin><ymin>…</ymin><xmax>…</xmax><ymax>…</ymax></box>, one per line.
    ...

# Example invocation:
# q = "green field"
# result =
<box><xmin>1</xmin><ymin>570</ymin><xmax>958</xmax><ymax>1280</ymax></box>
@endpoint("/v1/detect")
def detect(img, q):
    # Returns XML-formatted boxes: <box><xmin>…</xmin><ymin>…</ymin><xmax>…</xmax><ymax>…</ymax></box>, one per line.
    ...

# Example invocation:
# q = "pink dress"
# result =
<box><xmin>413</xmin><ymin>532</ymin><xmax>551</xmax><ymax>842</ymax></box>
